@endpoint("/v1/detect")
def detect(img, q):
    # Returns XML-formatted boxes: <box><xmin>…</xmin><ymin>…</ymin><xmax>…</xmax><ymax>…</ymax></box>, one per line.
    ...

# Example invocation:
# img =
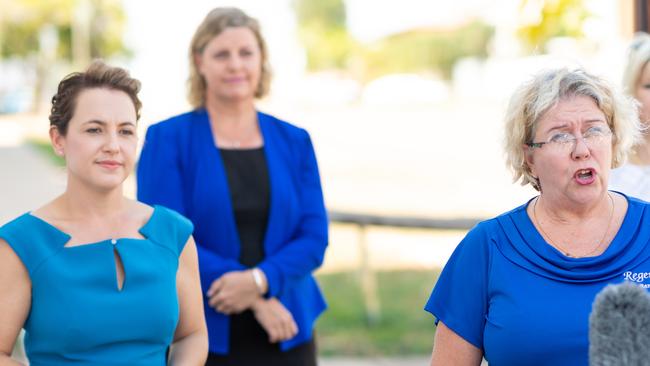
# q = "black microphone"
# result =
<box><xmin>589</xmin><ymin>281</ymin><xmax>650</xmax><ymax>366</ymax></box>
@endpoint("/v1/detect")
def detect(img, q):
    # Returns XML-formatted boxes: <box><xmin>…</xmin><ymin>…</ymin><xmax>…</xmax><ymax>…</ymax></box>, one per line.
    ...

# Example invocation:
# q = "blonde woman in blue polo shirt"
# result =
<box><xmin>426</xmin><ymin>68</ymin><xmax>650</xmax><ymax>365</ymax></box>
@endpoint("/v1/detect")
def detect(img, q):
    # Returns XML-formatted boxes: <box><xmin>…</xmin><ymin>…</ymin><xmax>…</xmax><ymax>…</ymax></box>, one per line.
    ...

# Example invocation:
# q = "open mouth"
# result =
<box><xmin>574</xmin><ymin>168</ymin><xmax>595</xmax><ymax>184</ymax></box>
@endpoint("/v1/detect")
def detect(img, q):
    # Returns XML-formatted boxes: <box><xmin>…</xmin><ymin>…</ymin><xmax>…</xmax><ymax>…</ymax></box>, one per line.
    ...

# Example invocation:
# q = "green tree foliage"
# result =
<box><xmin>293</xmin><ymin>0</ymin><xmax>355</xmax><ymax>70</ymax></box>
<box><xmin>294</xmin><ymin>0</ymin><xmax>346</xmax><ymax>28</ymax></box>
<box><xmin>292</xmin><ymin>0</ymin><xmax>493</xmax><ymax>81</ymax></box>
<box><xmin>517</xmin><ymin>0</ymin><xmax>589</xmax><ymax>53</ymax></box>
<box><xmin>0</xmin><ymin>0</ymin><xmax>128</xmax><ymax>59</ymax></box>
<box><xmin>362</xmin><ymin>21</ymin><xmax>494</xmax><ymax>81</ymax></box>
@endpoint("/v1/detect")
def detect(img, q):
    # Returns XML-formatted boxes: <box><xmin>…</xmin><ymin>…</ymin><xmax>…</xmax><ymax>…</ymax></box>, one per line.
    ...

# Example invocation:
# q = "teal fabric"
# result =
<box><xmin>0</xmin><ymin>205</ymin><xmax>193</xmax><ymax>366</ymax></box>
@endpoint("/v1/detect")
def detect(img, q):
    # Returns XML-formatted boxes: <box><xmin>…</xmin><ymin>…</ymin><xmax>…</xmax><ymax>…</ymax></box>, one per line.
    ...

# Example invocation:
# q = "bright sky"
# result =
<box><xmin>345</xmin><ymin>0</ymin><xmax>497</xmax><ymax>42</ymax></box>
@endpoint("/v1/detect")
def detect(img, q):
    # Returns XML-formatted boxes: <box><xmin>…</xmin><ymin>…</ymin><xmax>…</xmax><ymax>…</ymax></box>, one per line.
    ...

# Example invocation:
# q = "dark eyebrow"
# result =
<box><xmin>83</xmin><ymin>120</ymin><xmax>105</xmax><ymax>126</ymax></box>
<box><xmin>83</xmin><ymin>120</ymin><xmax>136</xmax><ymax>127</ymax></box>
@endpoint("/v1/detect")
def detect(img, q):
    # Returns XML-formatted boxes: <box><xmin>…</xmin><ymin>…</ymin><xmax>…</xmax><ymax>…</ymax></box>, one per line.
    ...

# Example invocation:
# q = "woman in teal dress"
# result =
<box><xmin>0</xmin><ymin>61</ymin><xmax>208</xmax><ymax>365</ymax></box>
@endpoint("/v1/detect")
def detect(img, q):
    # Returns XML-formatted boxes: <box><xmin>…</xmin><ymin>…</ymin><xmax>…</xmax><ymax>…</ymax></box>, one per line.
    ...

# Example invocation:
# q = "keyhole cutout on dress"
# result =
<box><xmin>113</xmin><ymin>248</ymin><xmax>125</xmax><ymax>291</ymax></box>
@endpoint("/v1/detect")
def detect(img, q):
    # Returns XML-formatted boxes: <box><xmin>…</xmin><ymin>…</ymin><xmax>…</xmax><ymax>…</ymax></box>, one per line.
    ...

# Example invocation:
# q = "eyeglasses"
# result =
<box><xmin>526</xmin><ymin>125</ymin><xmax>613</xmax><ymax>152</ymax></box>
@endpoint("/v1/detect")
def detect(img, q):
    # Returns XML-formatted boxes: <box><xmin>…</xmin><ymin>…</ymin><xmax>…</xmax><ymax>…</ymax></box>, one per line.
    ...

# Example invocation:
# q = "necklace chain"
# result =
<box><xmin>212</xmin><ymin>120</ymin><xmax>259</xmax><ymax>149</ymax></box>
<box><xmin>217</xmin><ymin>129</ymin><xmax>255</xmax><ymax>148</ymax></box>
<box><xmin>532</xmin><ymin>193</ymin><xmax>614</xmax><ymax>258</ymax></box>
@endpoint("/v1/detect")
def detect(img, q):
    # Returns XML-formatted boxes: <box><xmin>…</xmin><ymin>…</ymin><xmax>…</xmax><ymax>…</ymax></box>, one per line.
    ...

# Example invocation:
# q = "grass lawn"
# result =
<box><xmin>316</xmin><ymin>269</ymin><xmax>440</xmax><ymax>356</ymax></box>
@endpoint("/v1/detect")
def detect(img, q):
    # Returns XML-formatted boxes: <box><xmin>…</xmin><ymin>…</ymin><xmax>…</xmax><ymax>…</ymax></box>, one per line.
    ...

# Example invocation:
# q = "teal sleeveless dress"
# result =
<box><xmin>0</xmin><ymin>205</ymin><xmax>193</xmax><ymax>366</ymax></box>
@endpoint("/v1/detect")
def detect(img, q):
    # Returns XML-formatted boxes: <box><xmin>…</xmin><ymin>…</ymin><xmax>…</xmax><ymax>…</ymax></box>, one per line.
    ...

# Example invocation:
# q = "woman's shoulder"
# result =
<box><xmin>471</xmin><ymin>202</ymin><xmax>529</xmax><ymax>234</ymax></box>
<box><xmin>148</xmin><ymin>109</ymin><xmax>207</xmax><ymax>133</ymax></box>
<box><xmin>2</xmin><ymin>197</ymin><xmax>63</xmax><ymax>237</ymax></box>
<box><xmin>623</xmin><ymin>193</ymin><xmax>650</xmax><ymax>213</ymax></box>
<box><xmin>258</xmin><ymin>111</ymin><xmax>309</xmax><ymax>138</ymax></box>
<box><xmin>139</xmin><ymin>203</ymin><xmax>193</xmax><ymax>254</ymax></box>
<box><xmin>0</xmin><ymin>209</ymin><xmax>68</xmax><ymax>275</ymax></box>
<box><xmin>147</xmin><ymin>203</ymin><xmax>188</xmax><ymax>224</ymax></box>
<box><xmin>461</xmin><ymin>217</ymin><xmax>501</xmax><ymax>246</ymax></box>
<box><xmin>141</xmin><ymin>110</ymin><xmax>209</xmax><ymax>155</ymax></box>
<box><xmin>453</xmin><ymin>202</ymin><xmax>531</xmax><ymax>254</ymax></box>
<box><xmin>0</xmin><ymin>212</ymin><xmax>38</xmax><ymax>236</ymax></box>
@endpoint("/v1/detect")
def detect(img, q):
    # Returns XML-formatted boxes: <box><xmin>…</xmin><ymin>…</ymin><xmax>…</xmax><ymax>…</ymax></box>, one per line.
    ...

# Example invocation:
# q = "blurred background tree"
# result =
<box><xmin>360</xmin><ymin>21</ymin><xmax>493</xmax><ymax>81</ymax></box>
<box><xmin>517</xmin><ymin>0</ymin><xmax>589</xmax><ymax>53</ymax></box>
<box><xmin>292</xmin><ymin>0</ymin><xmax>493</xmax><ymax>82</ymax></box>
<box><xmin>292</xmin><ymin>0</ymin><xmax>356</xmax><ymax>71</ymax></box>
<box><xmin>0</xmin><ymin>0</ymin><xmax>128</xmax><ymax>62</ymax></box>
<box><xmin>0</xmin><ymin>0</ymin><xmax>129</xmax><ymax>112</ymax></box>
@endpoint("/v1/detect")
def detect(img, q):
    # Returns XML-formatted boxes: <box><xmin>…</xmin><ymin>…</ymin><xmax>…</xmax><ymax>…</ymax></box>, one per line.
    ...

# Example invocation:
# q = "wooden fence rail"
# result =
<box><xmin>327</xmin><ymin>210</ymin><xmax>485</xmax><ymax>326</ymax></box>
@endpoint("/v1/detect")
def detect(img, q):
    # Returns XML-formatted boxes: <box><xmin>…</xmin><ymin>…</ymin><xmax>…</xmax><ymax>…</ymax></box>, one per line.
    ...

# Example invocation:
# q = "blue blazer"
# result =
<box><xmin>137</xmin><ymin>109</ymin><xmax>328</xmax><ymax>353</ymax></box>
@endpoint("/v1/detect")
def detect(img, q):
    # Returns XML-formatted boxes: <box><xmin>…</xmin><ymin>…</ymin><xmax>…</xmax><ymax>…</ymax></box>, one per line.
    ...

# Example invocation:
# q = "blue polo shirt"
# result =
<box><xmin>425</xmin><ymin>193</ymin><xmax>650</xmax><ymax>366</ymax></box>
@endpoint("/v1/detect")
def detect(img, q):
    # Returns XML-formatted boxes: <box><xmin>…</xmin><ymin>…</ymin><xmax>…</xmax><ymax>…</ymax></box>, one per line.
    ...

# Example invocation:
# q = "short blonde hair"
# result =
<box><xmin>622</xmin><ymin>32</ymin><xmax>650</xmax><ymax>97</ymax></box>
<box><xmin>187</xmin><ymin>7</ymin><xmax>271</xmax><ymax>108</ymax></box>
<box><xmin>504</xmin><ymin>68</ymin><xmax>641</xmax><ymax>191</ymax></box>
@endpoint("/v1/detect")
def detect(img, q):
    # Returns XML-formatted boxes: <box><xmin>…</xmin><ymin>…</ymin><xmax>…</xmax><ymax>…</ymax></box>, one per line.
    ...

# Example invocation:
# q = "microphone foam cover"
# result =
<box><xmin>589</xmin><ymin>282</ymin><xmax>650</xmax><ymax>366</ymax></box>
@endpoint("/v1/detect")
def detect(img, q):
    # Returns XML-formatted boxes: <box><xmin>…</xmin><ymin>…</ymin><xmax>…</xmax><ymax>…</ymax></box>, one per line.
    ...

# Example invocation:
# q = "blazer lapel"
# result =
<box><xmin>192</xmin><ymin>109</ymin><xmax>241</xmax><ymax>259</ymax></box>
<box><xmin>259</xmin><ymin>112</ymin><xmax>288</xmax><ymax>255</ymax></box>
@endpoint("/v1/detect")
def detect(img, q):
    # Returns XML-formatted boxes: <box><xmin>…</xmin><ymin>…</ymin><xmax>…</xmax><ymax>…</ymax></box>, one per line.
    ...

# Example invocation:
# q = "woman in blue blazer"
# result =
<box><xmin>137</xmin><ymin>7</ymin><xmax>328</xmax><ymax>366</ymax></box>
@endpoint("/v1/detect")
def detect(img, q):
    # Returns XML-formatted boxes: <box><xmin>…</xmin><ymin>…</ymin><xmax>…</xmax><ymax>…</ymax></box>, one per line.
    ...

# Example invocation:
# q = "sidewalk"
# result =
<box><xmin>0</xmin><ymin>144</ymin><xmax>65</xmax><ymax>223</ymax></box>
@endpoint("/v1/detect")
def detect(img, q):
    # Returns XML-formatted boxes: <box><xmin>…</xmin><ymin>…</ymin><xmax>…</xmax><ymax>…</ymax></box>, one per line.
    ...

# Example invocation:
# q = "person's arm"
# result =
<box><xmin>425</xmin><ymin>222</ymin><xmax>491</xmax><ymax>366</ymax></box>
<box><xmin>206</xmin><ymin>268</ymin><xmax>260</xmax><ymax>314</ymax></box>
<box><xmin>195</xmin><ymin>247</ymin><xmax>246</xmax><ymax>293</ymax></box>
<box><xmin>251</xmin><ymin>297</ymin><xmax>298</xmax><ymax>343</ymax></box>
<box><xmin>206</xmin><ymin>130</ymin><xmax>327</xmax><ymax>313</ymax></box>
<box><xmin>137</xmin><ymin>123</ymin><xmax>246</xmax><ymax>292</ymax></box>
<box><xmin>430</xmin><ymin>322</ymin><xmax>483</xmax><ymax>366</ymax></box>
<box><xmin>169</xmin><ymin>236</ymin><xmax>208</xmax><ymax>365</ymax></box>
<box><xmin>0</xmin><ymin>239</ymin><xmax>30</xmax><ymax>366</ymax></box>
